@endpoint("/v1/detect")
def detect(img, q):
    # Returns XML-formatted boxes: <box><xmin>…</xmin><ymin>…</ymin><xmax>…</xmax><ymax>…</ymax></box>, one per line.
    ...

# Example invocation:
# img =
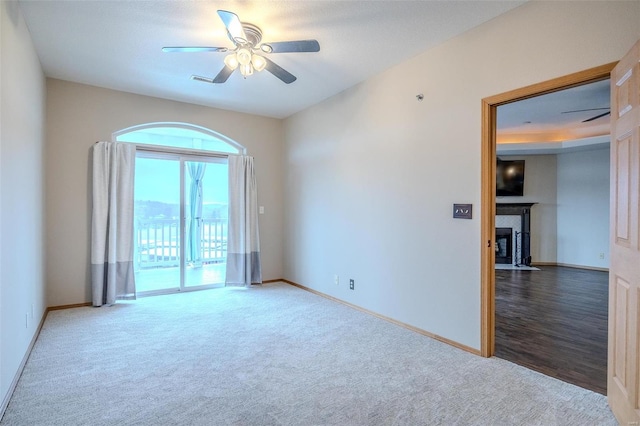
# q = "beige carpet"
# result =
<box><xmin>1</xmin><ymin>282</ymin><xmax>616</xmax><ymax>425</ymax></box>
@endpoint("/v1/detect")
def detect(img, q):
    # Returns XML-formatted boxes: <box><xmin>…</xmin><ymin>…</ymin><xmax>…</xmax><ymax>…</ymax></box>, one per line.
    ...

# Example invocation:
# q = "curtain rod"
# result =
<box><xmin>125</xmin><ymin>143</ymin><xmax>231</xmax><ymax>159</ymax></box>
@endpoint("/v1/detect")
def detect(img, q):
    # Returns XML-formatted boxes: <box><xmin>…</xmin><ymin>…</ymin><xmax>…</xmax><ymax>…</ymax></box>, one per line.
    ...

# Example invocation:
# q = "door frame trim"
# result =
<box><xmin>480</xmin><ymin>62</ymin><xmax>617</xmax><ymax>357</ymax></box>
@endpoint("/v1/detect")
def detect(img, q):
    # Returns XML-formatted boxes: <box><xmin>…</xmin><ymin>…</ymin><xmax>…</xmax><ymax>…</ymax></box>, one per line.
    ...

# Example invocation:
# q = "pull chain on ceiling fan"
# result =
<box><xmin>163</xmin><ymin>10</ymin><xmax>320</xmax><ymax>84</ymax></box>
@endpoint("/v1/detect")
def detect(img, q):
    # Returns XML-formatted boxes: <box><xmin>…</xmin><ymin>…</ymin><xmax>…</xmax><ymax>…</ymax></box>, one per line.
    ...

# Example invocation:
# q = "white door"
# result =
<box><xmin>608</xmin><ymin>38</ymin><xmax>640</xmax><ymax>424</ymax></box>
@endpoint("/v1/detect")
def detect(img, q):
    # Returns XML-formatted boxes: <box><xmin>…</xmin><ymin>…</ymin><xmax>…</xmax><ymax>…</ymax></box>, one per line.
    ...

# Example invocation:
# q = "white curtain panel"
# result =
<box><xmin>91</xmin><ymin>141</ymin><xmax>136</xmax><ymax>306</ymax></box>
<box><xmin>225</xmin><ymin>155</ymin><xmax>263</xmax><ymax>286</ymax></box>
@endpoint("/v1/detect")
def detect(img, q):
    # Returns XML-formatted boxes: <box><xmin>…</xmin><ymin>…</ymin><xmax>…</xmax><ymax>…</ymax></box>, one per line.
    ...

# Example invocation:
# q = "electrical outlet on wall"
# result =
<box><xmin>349</xmin><ymin>279</ymin><xmax>354</xmax><ymax>290</ymax></box>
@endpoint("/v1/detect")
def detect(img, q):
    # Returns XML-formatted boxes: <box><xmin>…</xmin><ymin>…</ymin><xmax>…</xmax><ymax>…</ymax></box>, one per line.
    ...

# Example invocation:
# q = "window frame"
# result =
<box><xmin>112</xmin><ymin>122</ymin><xmax>246</xmax><ymax>156</ymax></box>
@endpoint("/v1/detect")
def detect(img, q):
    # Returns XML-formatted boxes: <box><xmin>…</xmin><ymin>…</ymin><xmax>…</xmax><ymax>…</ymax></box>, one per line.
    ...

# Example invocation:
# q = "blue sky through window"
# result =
<box><xmin>135</xmin><ymin>158</ymin><xmax>228</xmax><ymax>212</ymax></box>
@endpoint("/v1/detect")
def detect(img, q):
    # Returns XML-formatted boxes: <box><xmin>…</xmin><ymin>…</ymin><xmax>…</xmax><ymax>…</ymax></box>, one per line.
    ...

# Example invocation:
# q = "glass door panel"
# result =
<box><xmin>133</xmin><ymin>155</ymin><xmax>181</xmax><ymax>293</ymax></box>
<box><xmin>184</xmin><ymin>160</ymin><xmax>228</xmax><ymax>288</ymax></box>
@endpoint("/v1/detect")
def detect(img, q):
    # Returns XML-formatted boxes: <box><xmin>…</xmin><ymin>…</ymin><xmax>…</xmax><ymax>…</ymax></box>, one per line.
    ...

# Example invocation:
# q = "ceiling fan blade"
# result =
<box><xmin>190</xmin><ymin>75</ymin><xmax>215</xmax><ymax>84</ymax></box>
<box><xmin>262</xmin><ymin>40</ymin><xmax>320</xmax><ymax>53</ymax></box>
<box><xmin>561</xmin><ymin>107</ymin><xmax>609</xmax><ymax>114</ymax></box>
<box><xmin>217</xmin><ymin>10</ymin><xmax>247</xmax><ymax>44</ymax></box>
<box><xmin>163</xmin><ymin>47</ymin><xmax>228</xmax><ymax>53</ymax></box>
<box><xmin>582</xmin><ymin>111</ymin><xmax>611</xmax><ymax>122</ymax></box>
<box><xmin>263</xmin><ymin>57</ymin><xmax>296</xmax><ymax>84</ymax></box>
<box><xmin>212</xmin><ymin>66</ymin><xmax>235</xmax><ymax>84</ymax></box>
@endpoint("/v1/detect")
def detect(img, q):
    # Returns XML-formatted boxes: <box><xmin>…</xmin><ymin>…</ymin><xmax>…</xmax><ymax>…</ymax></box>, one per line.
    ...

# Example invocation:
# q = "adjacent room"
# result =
<box><xmin>493</xmin><ymin>80</ymin><xmax>611</xmax><ymax>395</ymax></box>
<box><xmin>1</xmin><ymin>0</ymin><xmax>639</xmax><ymax>424</ymax></box>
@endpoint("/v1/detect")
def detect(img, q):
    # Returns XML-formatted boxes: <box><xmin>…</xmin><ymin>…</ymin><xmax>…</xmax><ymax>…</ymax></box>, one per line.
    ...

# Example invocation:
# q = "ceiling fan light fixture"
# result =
<box><xmin>240</xmin><ymin>63</ymin><xmax>254</xmax><ymax>78</ymax></box>
<box><xmin>167</xmin><ymin>10</ymin><xmax>320</xmax><ymax>84</ymax></box>
<box><xmin>252</xmin><ymin>54</ymin><xmax>267</xmax><ymax>72</ymax></box>
<box><xmin>224</xmin><ymin>53</ymin><xmax>239</xmax><ymax>70</ymax></box>
<box><xmin>236</xmin><ymin>48</ymin><xmax>252</xmax><ymax>66</ymax></box>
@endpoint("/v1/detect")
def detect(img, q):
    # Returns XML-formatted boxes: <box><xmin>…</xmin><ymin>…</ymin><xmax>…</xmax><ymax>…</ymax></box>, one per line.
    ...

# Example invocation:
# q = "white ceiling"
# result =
<box><xmin>18</xmin><ymin>0</ymin><xmax>526</xmax><ymax>119</ymax></box>
<box><xmin>497</xmin><ymin>78</ymin><xmax>611</xmax><ymax>153</ymax></box>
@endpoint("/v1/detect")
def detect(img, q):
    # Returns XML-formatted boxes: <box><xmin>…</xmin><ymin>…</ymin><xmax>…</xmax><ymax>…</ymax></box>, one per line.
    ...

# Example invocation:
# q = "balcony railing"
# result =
<box><xmin>135</xmin><ymin>218</ymin><xmax>227</xmax><ymax>269</ymax></box>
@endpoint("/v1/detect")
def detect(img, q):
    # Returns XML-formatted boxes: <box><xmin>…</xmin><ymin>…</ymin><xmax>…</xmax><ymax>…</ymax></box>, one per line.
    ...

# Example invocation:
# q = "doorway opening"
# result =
<box><xmin>480</xmin><ymin>63</ymin><xmax>616</xmax><ymax>391</ymax></box>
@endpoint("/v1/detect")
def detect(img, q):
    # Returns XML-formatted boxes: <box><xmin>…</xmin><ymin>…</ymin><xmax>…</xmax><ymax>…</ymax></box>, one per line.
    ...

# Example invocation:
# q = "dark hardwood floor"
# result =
<box><xmin>494</xmin><ymin>266</ymin><xmax>608</xmax><ymax>395</ymax></box>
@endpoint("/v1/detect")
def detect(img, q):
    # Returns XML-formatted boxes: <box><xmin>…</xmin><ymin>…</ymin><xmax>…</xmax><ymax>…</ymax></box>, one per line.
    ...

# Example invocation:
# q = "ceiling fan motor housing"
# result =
<box><xmin>234</xmin><ymin>23</ymin><xmax>263</xmax><ymax>48</ymax></box>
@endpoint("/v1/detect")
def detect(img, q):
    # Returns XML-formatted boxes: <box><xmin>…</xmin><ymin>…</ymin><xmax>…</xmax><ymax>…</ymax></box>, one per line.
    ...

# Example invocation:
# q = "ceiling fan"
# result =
<box><xmin>162</xmin><ymin>10</ymin><xmax>320</xmax><ymax>84</ymax></box>
<box><xmin>561</xmin><ymin>107</ymin><xmax>611</xmax><ymax>122</ymax></box>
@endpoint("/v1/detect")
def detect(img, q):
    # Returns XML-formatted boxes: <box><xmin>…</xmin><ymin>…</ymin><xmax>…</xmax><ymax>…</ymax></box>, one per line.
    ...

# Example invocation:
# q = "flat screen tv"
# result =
<box><xmin>496</xmin><ymin>159</ymin><xmax>525</xmax><ymax>197</ymax></box>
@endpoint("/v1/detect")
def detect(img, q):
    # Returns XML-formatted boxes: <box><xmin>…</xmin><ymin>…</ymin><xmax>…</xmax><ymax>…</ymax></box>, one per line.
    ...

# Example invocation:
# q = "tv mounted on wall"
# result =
<box><xmin>496</xmin><ymin>158</ymin><xmax>525</xmax><ymax>197</ymax></box>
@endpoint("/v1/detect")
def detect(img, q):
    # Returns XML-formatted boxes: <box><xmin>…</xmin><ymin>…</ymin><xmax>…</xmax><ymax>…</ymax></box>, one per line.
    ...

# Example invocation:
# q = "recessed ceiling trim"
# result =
<box><xmin>497</xmin><ymin>135</ymin><xmax>610</xmax><ymax>155</ymax></box>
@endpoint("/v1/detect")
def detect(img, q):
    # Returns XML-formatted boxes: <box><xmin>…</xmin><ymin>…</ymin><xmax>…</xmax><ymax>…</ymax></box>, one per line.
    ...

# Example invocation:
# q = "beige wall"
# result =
<box><xmin>0</xmin><ymin>0</ymin><xmax>47</xmax><ymax>409</ymax></box>
<box><xmin>557</xmin><ymin>147</ymin><xmax>610</xmax><ymax>268</ymax></box>
<box><xmin>46</xmin><ymin>80</ymin><xmax>284</xmax><ymax>306</ymax></box>
<box><xmin>283</xmin><ymin>1</ymin><xmax>640</xmax><ymax>349</ymax></box>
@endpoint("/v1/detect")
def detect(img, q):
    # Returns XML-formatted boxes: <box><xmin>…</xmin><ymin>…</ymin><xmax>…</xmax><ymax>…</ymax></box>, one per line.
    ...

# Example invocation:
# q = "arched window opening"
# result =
<box><xmin>111</xmin><ymin>123</ymin><xmax>244</xmax><ymax>295</ymax></box>
<box><xmin>113</xmin><ymin>122</ymin><xmax>244</xmax><ymax>154</ymax></box>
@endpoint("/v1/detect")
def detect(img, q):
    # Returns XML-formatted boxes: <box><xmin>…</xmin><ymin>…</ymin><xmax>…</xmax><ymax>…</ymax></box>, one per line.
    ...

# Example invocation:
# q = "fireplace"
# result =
<box><xmin>496</xmin><ymin>203</ymin><xmax>535</xmax><ymax>266</ymax></box>
<box><xmin>495</xmin><ymin>228</ymin><xmax>513</xmax><ymax>264</ymax></box>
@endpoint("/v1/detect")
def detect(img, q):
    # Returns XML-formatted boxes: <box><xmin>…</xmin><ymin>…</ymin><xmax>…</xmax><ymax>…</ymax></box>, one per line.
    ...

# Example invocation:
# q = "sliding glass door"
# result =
<box><xmin>134</xmin><ymin>155</ymin><xmax>181</xmax><ymax>293</ymax></box>
<box><xmin>134</xmin><ymin>152</ymin><xmax>228</xmax><ymax>294</ymax></box>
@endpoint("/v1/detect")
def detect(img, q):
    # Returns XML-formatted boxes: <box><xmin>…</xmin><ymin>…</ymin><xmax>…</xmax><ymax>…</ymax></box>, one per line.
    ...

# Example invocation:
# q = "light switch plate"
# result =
<box><xmin>453</xmin><ymin>204</ymin><xmax>472</xmax><ymax>219</ymax></box>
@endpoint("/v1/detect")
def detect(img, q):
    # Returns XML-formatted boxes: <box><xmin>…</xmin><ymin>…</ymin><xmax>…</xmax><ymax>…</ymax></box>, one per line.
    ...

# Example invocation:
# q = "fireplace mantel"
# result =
<box><xmin>496</xmin><ymin>202</ymin><xmax>536</xmax><ymax>216</ymax></box>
